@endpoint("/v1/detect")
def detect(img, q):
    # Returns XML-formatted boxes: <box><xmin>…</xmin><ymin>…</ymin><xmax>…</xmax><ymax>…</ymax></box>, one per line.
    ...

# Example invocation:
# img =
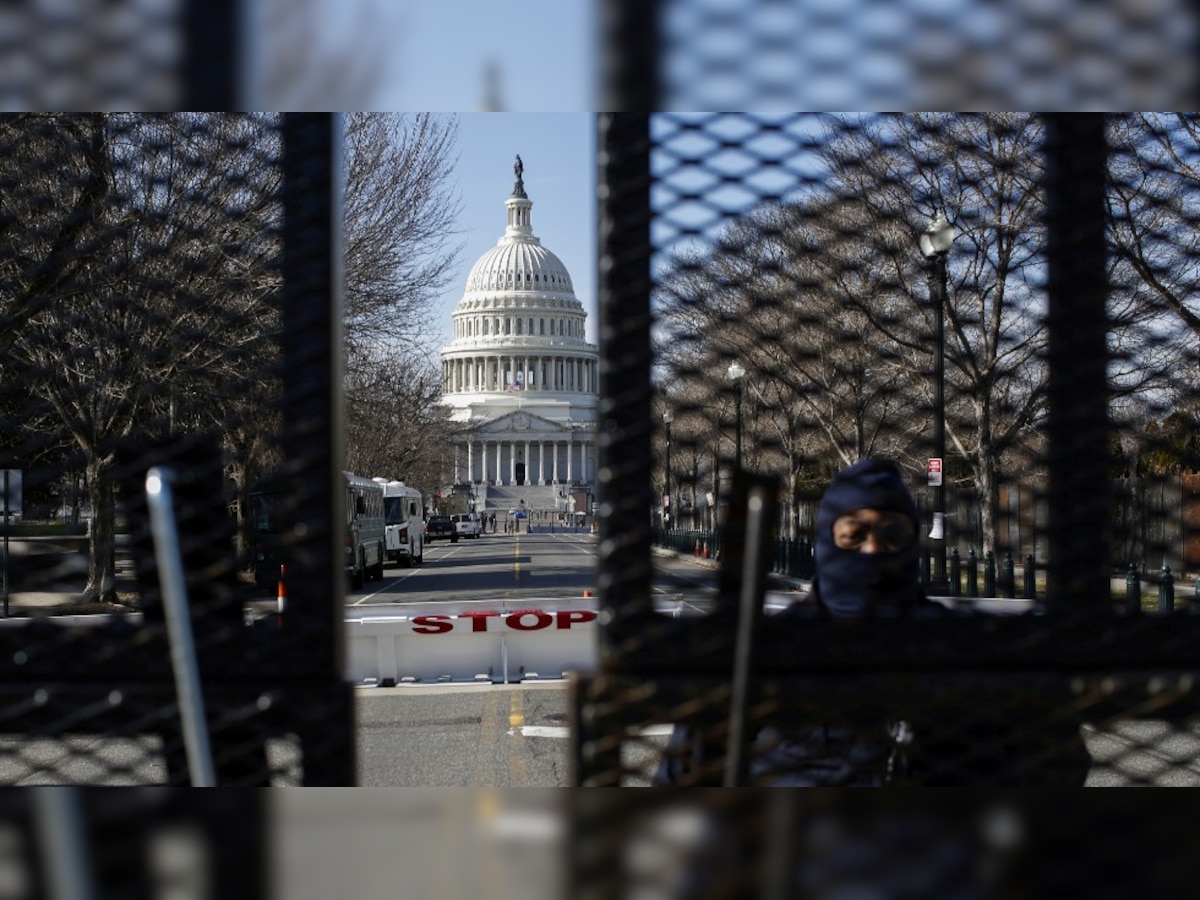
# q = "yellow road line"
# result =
<box><xmin>509</xmin><ymin>690</ymin><xmax>525</xmax><ymax>729</ymax></box>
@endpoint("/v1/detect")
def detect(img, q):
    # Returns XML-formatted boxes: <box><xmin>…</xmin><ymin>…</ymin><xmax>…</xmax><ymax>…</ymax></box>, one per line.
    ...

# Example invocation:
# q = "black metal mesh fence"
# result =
<box><xmin>574</xmin><ymin>107</ymin><xmax>1200</xmax><ymax>886</ymax></box>
<box><xmin>0</xmin><ymin>112</ymin><xmax>351</xmax><ymax>796</ymax></box>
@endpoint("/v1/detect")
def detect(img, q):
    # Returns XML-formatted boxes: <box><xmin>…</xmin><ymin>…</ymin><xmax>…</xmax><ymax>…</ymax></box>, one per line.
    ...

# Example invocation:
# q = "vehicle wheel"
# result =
<box><xmin>416</xmin><ymin>540</ymin><xmax>423</xmax><ymax>564</ymax></box>
<box><xmin>451</xmin><ymin>535</ymin><xmax>459</xmax><ymax>543</ymax></box>
<box><xmin>351</xmin><ymin>555</ymin><xmax>364</xmax><ymax>590</ymax></box>
<box><xmin>370</xmin><ymin>547</ymin><xmax>384</xmax><ymax>580</ymax></box>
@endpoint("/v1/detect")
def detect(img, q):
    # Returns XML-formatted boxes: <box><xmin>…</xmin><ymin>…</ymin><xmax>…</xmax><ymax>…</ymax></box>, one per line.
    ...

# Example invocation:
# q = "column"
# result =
<box><xmin>552</xmin><ymin>440</ymin><xmax>559</xmax><ymax>483</ymax></box>
<box><xmin>509</xmin><ymin>441</ymin><xmax>517</xmax><ymax>484</ymax></box>
<box><xmin>525</xmin><ymin>441</ymin><xmax>531</xmax><ymax>485</ymax></box>
<box><xmin>467</xmin><ymin>440</ymin><xmax>474</xmax><ymax>483</ymax></box>
<box><xmin>496</xmin><ymin>441</ymin><xmax>502</xmax><ymax>485</ymax></box>
<box><xmin>453</xmin><ymin>444</ymin><xmax>460</xmax><ymax>482</ymax></box>
<box><xmin>566</xmin><ymin>434</ymin><xmax>573</xmax><ymax>483</ymax></box>
<box><xmin>540</xmin><ymin>442</ymin><xmax>547</xmax><ymax>485</ymax></box>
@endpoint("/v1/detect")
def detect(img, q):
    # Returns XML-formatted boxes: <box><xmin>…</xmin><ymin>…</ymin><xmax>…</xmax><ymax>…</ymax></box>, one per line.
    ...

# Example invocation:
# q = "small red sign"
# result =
<box><xmin>927</xmin><ymin>458</ymin><xmax>943</xmax><ymax>486</ymax></box>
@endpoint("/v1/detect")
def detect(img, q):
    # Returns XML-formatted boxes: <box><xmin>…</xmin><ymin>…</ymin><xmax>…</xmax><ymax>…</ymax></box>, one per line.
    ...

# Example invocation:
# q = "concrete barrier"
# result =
<box><xmin>345</xmin><ymin>597</ymin><xmax>598</xmax><ymax>686</ymax></box>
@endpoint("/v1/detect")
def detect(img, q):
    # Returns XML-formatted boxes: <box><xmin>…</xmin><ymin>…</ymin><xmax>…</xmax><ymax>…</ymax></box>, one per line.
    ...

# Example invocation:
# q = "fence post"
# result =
<box><xmin>1126</xmin><ymin>563</ymin><xmax>1140</xmax><ymax>615</ymax></box>
<box><xmin>984</xmin><ymin>551</ymin><xmax>996</xmax><ymax>597</ymax></box>
<box><xmin>967</xmin><ymin>548</ymin><xmax>979</xmax><ymax>598</ymax></box>
<box><xmin>949</xmin><ymin>548</ymin><xmax>961</xmax><ymax>597</ymax></box>
<box><xmin>1159</xmin><ymin>564</ymin><xmax>1175</xmax><ymax>614</ymax></box>
<box><xmin>1023</xmin><ymin>554</ymin><xmax>1036</xmax><ymax>600</ymax></box>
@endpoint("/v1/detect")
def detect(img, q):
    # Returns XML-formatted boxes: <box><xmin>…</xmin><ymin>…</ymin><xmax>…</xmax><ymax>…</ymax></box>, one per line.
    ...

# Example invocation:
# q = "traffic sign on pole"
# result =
<box><xmin>927</xmin><ymin>458</ymin><xmax>943</xmax><ymax>487</ymax></box>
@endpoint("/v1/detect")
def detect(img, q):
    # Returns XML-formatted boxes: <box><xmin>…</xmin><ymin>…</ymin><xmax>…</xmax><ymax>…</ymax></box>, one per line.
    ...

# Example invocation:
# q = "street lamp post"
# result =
<box><xmin>726</xmin><ymin>361</ymin><xmax>745</xmax><ymax>470</ymax></box>
<box><xmin>919</xmin><ymin>210</ymin><xmax>954</xmax><ymax>595</ymax></box>
<box><xmin>663</xmin><ymin>410</ymin><xmax>673</xmax><ymax>530</ymax></box>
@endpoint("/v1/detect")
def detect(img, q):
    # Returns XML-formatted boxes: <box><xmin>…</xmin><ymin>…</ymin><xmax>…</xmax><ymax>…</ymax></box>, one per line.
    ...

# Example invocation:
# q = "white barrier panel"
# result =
<box><xmin>345</xmin><ymin>597</ymin><xmax>599</xmax><ymax>685</ymax></box>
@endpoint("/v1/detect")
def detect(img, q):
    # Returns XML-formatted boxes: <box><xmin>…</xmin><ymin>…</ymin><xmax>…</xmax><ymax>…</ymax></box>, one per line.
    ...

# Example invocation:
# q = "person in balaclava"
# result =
<box><xmin>654</xmin><ymin>459</ymin><xmax>933</xmax><ymax>786</ymax></box>
<box><xmin>654</xmin><ymin>457</ymin><xmax>1090</xmax><ymax>786</ymax></box>
<box><xmin>809</xmin><ymin>457</ymin><xmax>934</xmax><ymax>617</ymax></box>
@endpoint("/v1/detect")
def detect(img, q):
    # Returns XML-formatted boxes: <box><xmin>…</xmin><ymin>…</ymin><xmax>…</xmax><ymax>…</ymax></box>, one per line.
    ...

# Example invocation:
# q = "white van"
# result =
<box><xmin>374</xmin><ymin>479</ymin><xmax>425</xmax><ymax>567</ymax></box>
<box><xmin>452</xmin><ymin>512</ymin><xmax>482</xmax><ymax>539</ymax></box>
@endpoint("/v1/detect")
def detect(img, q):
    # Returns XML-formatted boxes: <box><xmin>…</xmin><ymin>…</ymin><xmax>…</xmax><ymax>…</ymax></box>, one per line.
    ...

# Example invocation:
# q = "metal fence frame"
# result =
<box><xmin>572</xmin><ymin>112</ymin><xmax>1200</xmax><ymax>799</ymax></box>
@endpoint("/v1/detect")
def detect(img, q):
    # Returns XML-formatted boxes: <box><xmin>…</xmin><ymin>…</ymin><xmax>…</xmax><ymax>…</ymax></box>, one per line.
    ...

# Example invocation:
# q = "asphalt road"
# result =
<box><xmin>6</xmin><ymin>533</ymin><xmax>1199</xmax><ymax>786</ymax></box>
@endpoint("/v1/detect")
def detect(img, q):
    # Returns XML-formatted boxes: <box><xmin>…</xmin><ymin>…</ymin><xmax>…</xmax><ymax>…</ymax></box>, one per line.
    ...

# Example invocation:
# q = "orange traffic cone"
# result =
<box><xmin>277</xmin><ymin>563</ymin><xmax>286</xmax><ymax>627</ymax></box>
<box><xmin>702</xmin><ymin>542</ymin><xmax>709</xmax><ymax>560</ymax></box>
<box><xmin>695</xmin><ymin>539</ymin><xmax>701</xmax><ymax>557</ymax></box>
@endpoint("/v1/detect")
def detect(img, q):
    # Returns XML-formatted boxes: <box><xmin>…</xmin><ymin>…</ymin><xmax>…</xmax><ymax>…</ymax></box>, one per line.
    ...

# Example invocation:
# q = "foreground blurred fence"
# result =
<box><xmin>571</xmin><ymin>99</ymin><xmax>1200</xmax><ymax>892</ymax></box>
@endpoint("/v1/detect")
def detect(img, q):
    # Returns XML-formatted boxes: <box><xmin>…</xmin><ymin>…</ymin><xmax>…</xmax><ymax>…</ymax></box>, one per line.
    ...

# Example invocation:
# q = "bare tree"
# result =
<box><xmin>342</xmin><ymin>113</ymin><xmax>461</xmax><ymax>367</ymax></box>
<box><xmin>343</xmin><ymin>348</ymin><xmax>457</xmax><ymax>499</ymax></box>
<box><xmin>5</xmin><ymin>114</ymin><xmax>283</xmax><ymax>602</ymax></box>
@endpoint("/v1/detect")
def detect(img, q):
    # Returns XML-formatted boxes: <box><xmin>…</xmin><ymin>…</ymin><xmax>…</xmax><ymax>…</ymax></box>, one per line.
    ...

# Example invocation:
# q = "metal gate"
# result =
<box><xmin>572</xmin><ymin>18</ymin><xmax>1200</xmax><ymax>895</ymax></box>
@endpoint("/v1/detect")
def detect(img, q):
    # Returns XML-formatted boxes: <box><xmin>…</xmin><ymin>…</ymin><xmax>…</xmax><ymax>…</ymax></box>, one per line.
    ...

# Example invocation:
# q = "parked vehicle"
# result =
<box><xmin>452</xmin><ymin>513</ymin><xmax>482</xmax><ymax>539</ymax></box>
<box><xmin>425</xmin><ymin>514</ymin><xmax>458</xmax><ymax>543</ymax></box>
<box><xmin>246</xmin><ymin>471</ymin><xmax>386</xmax><ymax>591</ymax></box>
<box><xmin>374</xmin><ymin>478</ymin><xmax>425</xmax><ymax>567</ymax></box>
<box><xmin>344</xmin><ymin>473</ymin><xmax>387</xmax><ymax>588</ymax></box>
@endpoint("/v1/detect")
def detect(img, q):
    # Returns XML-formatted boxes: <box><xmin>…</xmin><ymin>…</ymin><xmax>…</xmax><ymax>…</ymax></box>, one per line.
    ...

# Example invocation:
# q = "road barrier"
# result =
<box><xmin>345</xmin><ymin>597</ymin><xmax>599</xmax><ymax>686</ymax></box>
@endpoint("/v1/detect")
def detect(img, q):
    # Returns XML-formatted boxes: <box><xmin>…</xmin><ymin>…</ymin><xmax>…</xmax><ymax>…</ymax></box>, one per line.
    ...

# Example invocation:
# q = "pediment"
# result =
<box><xmin>472</xmin><ymin>411</ymin><xmax>565</xmax><ymax>435</ymax></box>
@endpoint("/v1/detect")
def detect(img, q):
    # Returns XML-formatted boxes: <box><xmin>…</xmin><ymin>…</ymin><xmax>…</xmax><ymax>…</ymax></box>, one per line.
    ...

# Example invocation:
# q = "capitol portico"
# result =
<box><xmin>440</xmin><ymin>157</ymin><xmax>597</xmax><ymax>509</ymax></box>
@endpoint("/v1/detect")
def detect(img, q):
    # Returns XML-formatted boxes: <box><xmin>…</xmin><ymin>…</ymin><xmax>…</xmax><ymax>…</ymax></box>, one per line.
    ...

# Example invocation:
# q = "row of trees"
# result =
<box><xmin>0</xmin><ymin>113</ymin><xmax>462</xmax><ymax>601</ymax></box>
<box><xmin>653</xmin><ymin>113</ymin><xmax>1200</xmax><ymax>551</ymax></box>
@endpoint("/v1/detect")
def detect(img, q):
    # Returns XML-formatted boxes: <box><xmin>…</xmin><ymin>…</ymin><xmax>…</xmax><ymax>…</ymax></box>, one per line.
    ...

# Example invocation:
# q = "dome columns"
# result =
<box><xmin>443</xmin><ymin>353</ymin><xmax>598</xmax><ymax>395</ymax></box>
<box><xmin>454</xmin><ymin>433</ymin><xmax>594</xmax><ymax>487</ymax></box>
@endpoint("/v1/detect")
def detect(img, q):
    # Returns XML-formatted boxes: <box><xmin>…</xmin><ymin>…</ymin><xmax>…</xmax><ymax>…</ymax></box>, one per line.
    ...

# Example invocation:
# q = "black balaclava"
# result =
<box><xmin>813</xmin><ymin>458</ymin><xmax>922</xmax><ymax>616</ymax></box>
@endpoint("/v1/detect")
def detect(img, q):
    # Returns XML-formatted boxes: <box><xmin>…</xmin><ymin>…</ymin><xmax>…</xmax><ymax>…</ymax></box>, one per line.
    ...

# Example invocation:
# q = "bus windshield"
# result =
<box><xmin>249</xmin><ymin>491</ymin><xmax>285</xmax><ymax>534</ymax></box>
<box><xmin>383</xmin><ymin>497</ymin><xmax>408</xmax><ymax>526</ymax></box>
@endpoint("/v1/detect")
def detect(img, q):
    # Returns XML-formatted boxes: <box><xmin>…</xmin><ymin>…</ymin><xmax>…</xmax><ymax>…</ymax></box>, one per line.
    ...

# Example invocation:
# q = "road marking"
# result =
<box><xmin>508</xmin><ymin>724</ymin><xmax>674</xmax><ymax>739</ymax></box>
<box><xmin>509</xmin><ymin>691</ymin><xmax>525</xmax><ymax>729</ymax></box>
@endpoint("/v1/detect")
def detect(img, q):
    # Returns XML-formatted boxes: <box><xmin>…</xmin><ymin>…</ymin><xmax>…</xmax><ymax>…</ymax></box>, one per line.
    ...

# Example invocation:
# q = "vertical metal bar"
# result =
<box><xmin>596</xmin><ymin>113</ymin><xmax>656</xmax><ymax>654</ymax></box>
<box><xmin>724</xmin><ymin>481</ymin><xmax>772</xmax><ymax>786</ymax></box>
<box><xmin>2</xmin><ymin>467</ymin><xmax>8</xmax><ymax>617</ymax></box>
<box><xmin>183</xmin><ymin>0</ymin><xmax>241</xmax><ymax>108</ymax></box>
<box><xmin>281</xmin><ymin>113</ymin><xmax>355</xmax><ymax>785</ymax></box>
<box><xmin>281</xmin><ymin>113</ymin><xmax>346</xmax><ymax>672</ymax></box>
<box><xmin>1043</xmin><ymin>114</ymin><xmax>1112</xmax><ymax>614</ymax></box>
<box><xmin>35</xmin><ymin>788</ymin><xmax>95</xmax><ymax>900</ymax></box>
<box><xmin>598</xmin><ymin>0</ymin><xmax>662</xmax><ymax>110</ymax></box>
<box><xmin>146</xmin><ymin>467</ymin><xmax>216</xmax><ymax>788</ymax></box>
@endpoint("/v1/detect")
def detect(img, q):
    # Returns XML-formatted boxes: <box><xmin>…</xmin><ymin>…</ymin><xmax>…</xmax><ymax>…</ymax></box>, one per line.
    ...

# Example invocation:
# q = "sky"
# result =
<box><xmin>428</xmin><ymin>114</ymin><xmax>597</xmax><ymax>354</ymax></box>
<box><xmin>369</xmin><ymin>1</ymin><xmax>594</xmax><ymax>112</ymax></box>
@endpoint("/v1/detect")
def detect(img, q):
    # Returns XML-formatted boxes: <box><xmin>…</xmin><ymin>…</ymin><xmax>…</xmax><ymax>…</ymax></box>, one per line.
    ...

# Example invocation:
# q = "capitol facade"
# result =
<box><xmin>439</xmin><ymin>157</ymin><xmax>597</xmax><ymax>514</ymax></box>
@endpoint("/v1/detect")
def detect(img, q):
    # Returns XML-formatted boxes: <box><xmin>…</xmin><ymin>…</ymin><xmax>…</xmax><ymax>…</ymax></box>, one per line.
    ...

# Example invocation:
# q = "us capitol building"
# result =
<box><xmin>439</xmin><ymin>156</ymin><xmax>598</xmax><ymax>519</ymax></box>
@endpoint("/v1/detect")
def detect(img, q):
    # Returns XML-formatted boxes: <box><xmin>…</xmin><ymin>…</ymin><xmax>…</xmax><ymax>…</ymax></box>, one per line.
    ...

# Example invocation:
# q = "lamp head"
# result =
<box><xmin>919</xmin><ymin>210</ymin><xmax>954</xmax><ymax>258</ymax></box>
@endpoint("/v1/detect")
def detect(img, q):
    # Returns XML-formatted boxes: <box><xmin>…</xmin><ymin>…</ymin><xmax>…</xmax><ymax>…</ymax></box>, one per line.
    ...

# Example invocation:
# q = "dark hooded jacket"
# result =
<box><xmin>654</xmin><ymin>459</ymin><xmax>1090</xmax><ymax>786</ymax></box>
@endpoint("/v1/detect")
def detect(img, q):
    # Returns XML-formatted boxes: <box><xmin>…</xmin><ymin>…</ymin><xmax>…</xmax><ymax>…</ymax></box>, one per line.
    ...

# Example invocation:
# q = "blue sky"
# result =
<box><xmin>374</xmin><ymin>1</ymin><xmax>594</xmax><ymax>112</ymax></box>
<box><xmin>429</xmin><ymin>114</ymin><xmax>597</xmax><ymax>352</ymax></box>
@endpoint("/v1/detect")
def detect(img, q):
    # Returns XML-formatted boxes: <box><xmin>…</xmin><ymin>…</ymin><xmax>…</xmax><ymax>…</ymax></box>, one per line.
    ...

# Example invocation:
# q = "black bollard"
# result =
<box><xmin>1126</xmin><ymin>563</ymin><xmax>1140</xmax><ymax>615</ymax></box>
<box><xmin>1024</xmin><ymin>554</ymin><xmax>1036</xmax><ymax>600</ymax></box>
<box><xmin>950</xmin><ymin>548</ymin><xmax>961</xmax><ymax>597</ymax></box>
<box><xmin>967</xmin><ymin>548</ymin><xmax>979</xmax><ymax>598</ymax></box>
<box><xmin>1159</xmin><ymin>564</ymin><xmax>1175</xmax><ymax>614</ymax></box>
<box><xmin>1002</xmin><ymin>553</ymin><xmax>1015</xmax><ymax>599</ymax></box>
<box><xmin>984</xmin><ymin>551</ymin><xmax>996</xmax><ymax>597</ymax></box>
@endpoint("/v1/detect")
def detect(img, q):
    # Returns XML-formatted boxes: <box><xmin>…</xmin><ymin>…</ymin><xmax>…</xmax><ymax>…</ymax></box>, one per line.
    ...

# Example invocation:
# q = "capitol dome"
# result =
<box><xmin>464</xmin><ymin>233</ymin><xmax>574</xmax><ymax>295</ymax></box>
<box><xmin>439</xmin><ymin>156</ymin><xmax>598</xmax><ymax>505</ymax></box>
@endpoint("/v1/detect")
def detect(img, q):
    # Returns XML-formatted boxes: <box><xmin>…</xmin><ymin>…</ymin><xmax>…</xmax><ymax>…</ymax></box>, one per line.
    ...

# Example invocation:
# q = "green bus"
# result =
<box><xmin>246</xmin><ymin>472</ymin><xmax>386</xmax><ymax>591</ymax></box>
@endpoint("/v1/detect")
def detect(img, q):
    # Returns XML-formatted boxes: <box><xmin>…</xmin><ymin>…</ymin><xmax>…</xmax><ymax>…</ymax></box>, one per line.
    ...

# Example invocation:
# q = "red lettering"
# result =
<box><xmin>507</xmin><ymin>610</ymin><xmax>553</xmax><ymax>631</ymax></box>
<box><xmin>461</xmin><ymin>611</ymin><xmax>500</xmax><ymax>632</ymax></box>
<box><xmin>556</xmin><ymin>610</ymin><xmax>598</xmax><ymax>629</ymax></box>
<box><xmin>411</xmin><ymin>615</ymin><xmax>452</xmax><ymax>634</ymax></box>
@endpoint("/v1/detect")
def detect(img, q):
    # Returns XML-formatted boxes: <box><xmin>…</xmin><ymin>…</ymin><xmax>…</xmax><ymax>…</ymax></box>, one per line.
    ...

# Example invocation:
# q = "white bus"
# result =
<box><xmin>374</xmin><ymin>479</ymin><xmax>425</xmax><ymax>567</ymax></box>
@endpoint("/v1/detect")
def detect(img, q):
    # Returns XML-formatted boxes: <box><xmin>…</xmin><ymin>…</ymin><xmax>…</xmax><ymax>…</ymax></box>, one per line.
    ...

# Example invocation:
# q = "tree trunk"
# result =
<box><xmin>83</xmin><ymin>458</ymin><xmax>117</xmax><ymax>603</ymax></box>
